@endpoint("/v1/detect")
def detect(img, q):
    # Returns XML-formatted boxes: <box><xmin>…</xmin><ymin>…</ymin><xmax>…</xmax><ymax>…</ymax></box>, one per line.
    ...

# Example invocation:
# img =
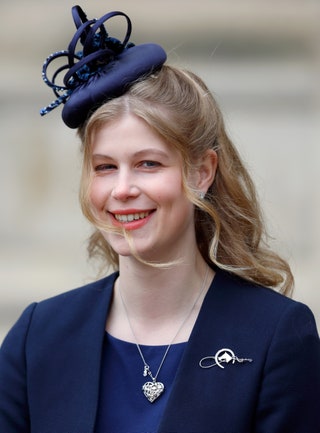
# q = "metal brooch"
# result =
<box><xmin>199</xmin><ymin>348</ymin><xmax>253</xmax><ymax>369</ymax></box>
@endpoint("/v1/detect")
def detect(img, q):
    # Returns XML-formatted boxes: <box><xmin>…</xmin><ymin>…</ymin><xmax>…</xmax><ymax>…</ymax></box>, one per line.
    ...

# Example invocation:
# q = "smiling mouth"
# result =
<box><xmin>113</xmin><ymin>211</ymin><xmax>151</xmax><ymax>223</ymax></box>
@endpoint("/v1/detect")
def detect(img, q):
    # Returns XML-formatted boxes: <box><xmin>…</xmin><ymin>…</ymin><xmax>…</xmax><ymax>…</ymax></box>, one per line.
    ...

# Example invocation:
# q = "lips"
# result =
<box><xmin>114</xmin><ymin>211</ymin><xmax>151</xmax><ymax>223</ymax></box>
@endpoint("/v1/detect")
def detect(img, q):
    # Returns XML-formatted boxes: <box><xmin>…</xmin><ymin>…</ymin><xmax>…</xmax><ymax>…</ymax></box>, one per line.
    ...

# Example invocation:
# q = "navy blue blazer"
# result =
<box><xmin>0</xmin><ymin>269</ymin><xmax>320</xmax><ymax>433</ymax></box>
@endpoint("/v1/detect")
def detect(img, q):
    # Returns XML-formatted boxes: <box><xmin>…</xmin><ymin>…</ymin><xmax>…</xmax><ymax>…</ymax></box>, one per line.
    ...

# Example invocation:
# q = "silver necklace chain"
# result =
<box><xmin>118</xmin><ymin>265</ymin><xmax>210</xmax><ymax>402</ymax></box>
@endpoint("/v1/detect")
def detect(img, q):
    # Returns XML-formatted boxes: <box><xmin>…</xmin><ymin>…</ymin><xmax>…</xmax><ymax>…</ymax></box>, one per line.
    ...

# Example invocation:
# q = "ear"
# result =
<box><xmin>194</xmin><ymin>149</ymin><xmax>218</xmax><ymax>192</ymax></box>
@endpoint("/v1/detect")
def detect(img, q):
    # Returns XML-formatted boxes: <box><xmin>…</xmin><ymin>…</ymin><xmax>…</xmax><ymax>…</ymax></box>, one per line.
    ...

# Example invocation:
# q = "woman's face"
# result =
<box><xmin>88</xmin><ymin>113</ymin><xmax>198</xmax><ymax>261</ymax></box>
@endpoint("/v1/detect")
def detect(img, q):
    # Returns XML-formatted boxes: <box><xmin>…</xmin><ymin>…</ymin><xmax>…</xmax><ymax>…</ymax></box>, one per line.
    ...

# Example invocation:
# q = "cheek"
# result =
<box><xmin>89</xmin><ymin>178</ymin><xmax>110</xmax><ymax>211</ymax></box>
<box><xmin>156</xmin><ymin>170</ymin><xmax>184</xmax><ymax>200</ymax></box>
<box><xmin>154</xmin><ymin>180</ymin><xmax>190</xmax><ymax>216</ymax></box>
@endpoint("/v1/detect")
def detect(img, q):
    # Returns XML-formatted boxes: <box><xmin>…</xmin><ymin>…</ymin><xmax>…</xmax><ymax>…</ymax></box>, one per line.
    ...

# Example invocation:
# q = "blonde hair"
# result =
<box><xmin>78</xmin><ymin>65</ymin><xmax>294</xmax><ymax>296</ymax></box>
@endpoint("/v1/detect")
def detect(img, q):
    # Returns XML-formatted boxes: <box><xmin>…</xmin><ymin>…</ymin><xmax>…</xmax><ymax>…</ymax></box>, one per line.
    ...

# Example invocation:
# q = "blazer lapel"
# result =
<box><xmin>27</xmin><ymin>274</ymin><xmax>117</xmax><ymax>433</ymax></box>
<box><xmin>158</xmin><ymin>270</ymin><xmax>254</xmax><ymax>432</ymax></box>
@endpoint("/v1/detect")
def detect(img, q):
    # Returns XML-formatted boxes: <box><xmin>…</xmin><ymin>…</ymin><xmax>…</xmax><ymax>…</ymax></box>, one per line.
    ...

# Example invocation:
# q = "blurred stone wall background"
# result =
<box><xmin>1</xmin><ymin>0</ymin><xmax>319</xmax><ymax>342</ymax></box>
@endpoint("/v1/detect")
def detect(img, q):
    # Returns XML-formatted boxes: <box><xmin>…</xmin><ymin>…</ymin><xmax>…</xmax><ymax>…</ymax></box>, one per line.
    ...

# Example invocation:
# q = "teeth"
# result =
<box><xmin>114</xmin><ymin>212</ymin><xmax>150</xmax><ymax>223</ymax></box>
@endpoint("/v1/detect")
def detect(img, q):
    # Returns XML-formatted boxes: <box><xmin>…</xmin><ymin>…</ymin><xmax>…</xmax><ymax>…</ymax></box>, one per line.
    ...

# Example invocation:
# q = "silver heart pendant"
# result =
<box><xmin>142</xmin><ymin>381</ymin><xmax>164</xmax><ymax>403</ymax></box>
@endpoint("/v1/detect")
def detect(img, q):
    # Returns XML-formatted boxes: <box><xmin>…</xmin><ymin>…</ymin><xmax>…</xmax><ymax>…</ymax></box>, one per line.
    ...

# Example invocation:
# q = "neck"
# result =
<box><xmin>121</xmin><ymin>251</ymin><xmax>209</xmax><ymax>307</ymax></box>
<box><xmin>106</xmin><ymin>253</ymin><xmax>214</xmax><ymax>345</ymax></box>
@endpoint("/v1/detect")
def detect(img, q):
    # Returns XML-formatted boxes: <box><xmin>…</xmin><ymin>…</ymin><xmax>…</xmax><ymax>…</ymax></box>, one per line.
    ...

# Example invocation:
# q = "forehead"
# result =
<box><xmin>90</xmin><ymin>113</ymin><xmax>180</xmax><ymax>159</ymax></box>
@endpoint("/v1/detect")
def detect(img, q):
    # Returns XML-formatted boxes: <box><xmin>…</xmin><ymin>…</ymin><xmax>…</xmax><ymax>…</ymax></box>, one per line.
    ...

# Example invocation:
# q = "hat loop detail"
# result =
<box><xmin>40</xmin><ymin>5</ymin><xmax>166</xmax><ymax>128</ymax></box>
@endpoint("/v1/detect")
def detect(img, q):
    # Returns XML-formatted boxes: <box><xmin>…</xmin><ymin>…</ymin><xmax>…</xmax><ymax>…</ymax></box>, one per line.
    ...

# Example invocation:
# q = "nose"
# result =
<box><xmin>111</xmin><ymin>169</ymin><xmax>140</xmax><ymax>201</ymax></box>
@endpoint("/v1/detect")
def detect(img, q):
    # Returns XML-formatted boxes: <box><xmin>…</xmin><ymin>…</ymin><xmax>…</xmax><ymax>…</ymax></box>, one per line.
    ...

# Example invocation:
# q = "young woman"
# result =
<box><xmin>1</xmin><ymin>6</ymin><xmax>319</xmax><ymax>433</ymax></box>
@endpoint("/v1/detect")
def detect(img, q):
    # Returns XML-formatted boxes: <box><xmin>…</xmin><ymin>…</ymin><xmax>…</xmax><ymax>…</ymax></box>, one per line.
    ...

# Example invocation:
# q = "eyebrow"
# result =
<box><xmin>132</xmin><ymin>148</ymin><xmax>170</xmax><ymax>159</ymax></box>
<box><xmin>92</xmin><ymin>148</ymin><xmax>170</xmax><ymax>160</ymax></box>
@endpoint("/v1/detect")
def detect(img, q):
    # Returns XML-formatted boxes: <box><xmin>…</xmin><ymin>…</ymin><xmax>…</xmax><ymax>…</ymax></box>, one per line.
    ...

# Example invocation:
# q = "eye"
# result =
<box><xmin>94</xmin><ymin>163</ymin><xmax>117</xmax><ymax>172</ymax></box>
<box><xmin>140</xmin><ymin>160</ymin><xmax>161</xmax><ymax>168</ymax></box>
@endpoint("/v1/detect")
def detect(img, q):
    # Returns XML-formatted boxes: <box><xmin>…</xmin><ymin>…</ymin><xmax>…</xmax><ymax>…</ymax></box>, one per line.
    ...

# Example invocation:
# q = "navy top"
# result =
<box><xmin>94</xmin><ymin>333</ymin><xmax>187</xmax><ymax>433</ymax></box>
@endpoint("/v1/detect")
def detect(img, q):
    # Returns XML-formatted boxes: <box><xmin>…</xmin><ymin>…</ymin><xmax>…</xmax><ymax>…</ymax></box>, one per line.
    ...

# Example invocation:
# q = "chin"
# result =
<box><xmin>105</xmin><ymin>235</ymin><xmax>148</xmax><ymax>259</ymax></box>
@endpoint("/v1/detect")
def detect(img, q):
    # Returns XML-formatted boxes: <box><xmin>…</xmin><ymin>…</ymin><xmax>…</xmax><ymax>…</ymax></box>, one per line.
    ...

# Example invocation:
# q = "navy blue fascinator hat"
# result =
<box><xmin>40</xmin><ymin>5</ymin><xmax>167</xmax><ymax>128</ymax></box>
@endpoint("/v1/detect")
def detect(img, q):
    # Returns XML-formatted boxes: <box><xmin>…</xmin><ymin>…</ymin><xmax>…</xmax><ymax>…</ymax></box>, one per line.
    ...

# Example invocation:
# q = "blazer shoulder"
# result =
<box><xmin>27</xmin><ymin>271</ymin><xmax>118</xmax><ymax>327</ymax></box>
<box><xmin>211</xmin><ymin>269</ymin><xmax>318</xmax><ymax>335</ymax></box>
<box><xmin>34</xmin><ymin>271</ymin><xmax>118</xmax><ymax>310</ymax></box>
<box><xmin>1</xmin><ymin>272</ymin><xmax>118</xmax><ymax>350</ymax></box>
